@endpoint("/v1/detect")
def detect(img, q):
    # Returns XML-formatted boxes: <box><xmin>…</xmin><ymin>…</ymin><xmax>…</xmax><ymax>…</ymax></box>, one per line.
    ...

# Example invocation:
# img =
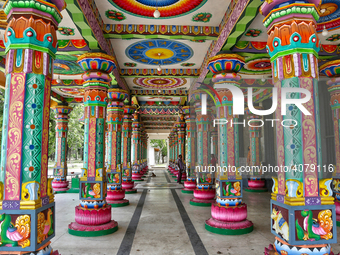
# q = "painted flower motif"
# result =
<box><xmin>326</xmin><ymin>34</ymin><xmax>340</xmax><ymax>42</ymax></box>
<box><xmin>25</xmin><ymin>119</ymin><xmax>38</xmax><ymax>135</ymax></box>
<box><xmin>190</xmin><ymin>39</ymin><xmax>206</xmax><ymax>43</ymax></box>
<box><xmin>245</xmin><ymin>29</ymin><xmax>262</xmax><ymax>37</ymax></box>
<box><xmin>124</xmin><ymin>62</ymin><xmax>137</xmax><ymax>67</ymax></box>
<box><xmin>106</xmin><ymin>10</ymin><xmax>126</xmax><ymax>21</ymax></box>
<box><xmin>181</xmin><ymin>63</ymin><xmax>195</xmax><ymax>67</ymax></box>
<box><xmin>192</xmin><ymin>12</ymin><xmax>212</xmax><ymax>22</ymax></box>
<box><xmin>58</xmin><ymin>27</ymin><xmax>75</xmax><ymax>36</ymax></box>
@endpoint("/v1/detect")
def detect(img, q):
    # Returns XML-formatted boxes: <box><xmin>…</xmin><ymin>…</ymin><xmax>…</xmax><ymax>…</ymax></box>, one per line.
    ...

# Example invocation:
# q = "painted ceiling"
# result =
<box><xmin>1</xmin><ymin>0</ymin><xmax>340</xmax><ymax>131</ymax></box>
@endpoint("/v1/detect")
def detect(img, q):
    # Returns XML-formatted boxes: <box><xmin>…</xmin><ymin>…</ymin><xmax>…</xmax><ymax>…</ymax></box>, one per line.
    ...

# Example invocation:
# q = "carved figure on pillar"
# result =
<box><xmin>68</xmin><ymin>53</ymin><xmax>118</xmax><ymax>237</ymax></box>
<box><xmin>52</xmin><ymin>104</ymin><xmax>72</xmax><ymax>193</ymax></box>
<box><xmin>106</xmin><ymin>87</ymin><xmax>129</xmax><ymax>207</ymax></box>
<box><xmin>205</xmin><ymin>53</ymin><xmax>253</xmax><ymax>235</ymax></box>
<box><xmin>261</xmin><ymin>1</ymin><xmax>337</xmax><ymax>253</ymax></box>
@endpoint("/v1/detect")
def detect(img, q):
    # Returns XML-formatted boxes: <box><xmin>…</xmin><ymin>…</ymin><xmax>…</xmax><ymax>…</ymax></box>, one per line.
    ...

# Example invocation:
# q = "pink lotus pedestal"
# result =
<box><xmin>176</xmin><ymin>172</ymin><xmax>186</xmax><ymax>181</ymax></box>
<box><xmin>182</xmin><ymin>181</ymin><xmax>196</xmax><ymax>194</ymax></box>
<box><xmin>205</xmin><ymin>203</ymin><xmax>253</xmax><ymax>235</ymax></box>
<box><xmin>106</xmin><ymin>189</ymin><xmax>129</xmax><ymax>207</ymax></box>
<box><xmin>122</xmin><ymin>181</ymin><xmax>137</xmax><ymax>194</ymax></box>
<box><xmin>52</xmin><ymin>180</ymin><xmax>69</xmax><ymax>193</ymax></box>
<box><xmin>336</xmin><ymin>201</ymin><xmax>340</xmax><ymax>227</ymax></box>
<box><xmin>190</xmin><ymin>189</ymin><xmax>215</xmax><ymax>206</ymax></box>
<box><xmin>245</xmin><ymin>179</ymin><xmax>268</xmax><ymax>192</ymax></box>
<box><xmin>132</xmin><ymin>172</ymin><xmax>144</xmax><ymax>181</ymax></box>
<box><xmin>68</xmin><ymin>205</ymin><xmax>118</xmax><ymax>236</ymax></box>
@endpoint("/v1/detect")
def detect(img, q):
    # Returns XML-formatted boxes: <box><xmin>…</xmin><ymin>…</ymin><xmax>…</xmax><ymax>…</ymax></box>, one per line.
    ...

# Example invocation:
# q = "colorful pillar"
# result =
<box><xmin>244</xmin><ymin>109</ymin><xmax>267</xmax><ymax>192</ymax></box>
<box><xmin>121</xmin><ymin>104</ymin><xmax>137</xmax><ymax>193</ymax></box>
<box><xmin>182</xmin><ymin>106</ymin><xmax>197</xmax><ymax>193</ymax></box>
<box><xmin>320</xmin><ymin>60</ymin><xmax>340</xmax><ymax>226</ymax></box>
<box><xmin>68</xmin><ymin>53</ymin><xmax>118</xmax><ymax>236</ymax></box>
<box><xmin>261</xmin><ymin>1</ymin><xmax>336</xmax><ymax>253</ymax></box>
<box><xmin>106</xmin><ymin>87</ymin><xmax>129</xmax><ymax>207</ymax></box>
<box><xmin>190</xmin><ymin>94</ymin><xmax>215</xmax><ymax>206</ymax></box>
<box><xmin>132</xmin><ymin>112</ymin><xmax>143</xmax><ymax>181</ymax></box>
<box><xmin>211</xmin><ymin>130</ymin><xmax>218</xmax><ymax>160</ymax></box>
<box><xmin>175</xmin><ymin>114</ymin><xmax>186</xmax><ymax>181</ymax></box>
<box><xmin>204</xmin><ymin>53</ymin><xmax>253</xmax><ymax>235</ymax></box>
<box><xmin>0</xmin><ymin>0</ymin><xmax>64</xmax><ymax>253</ymax></box>
<box><xmin>170</xmin><ymin>127</ymin><xmax>179</xmax><ymax>177</ymax></box>
<box><xmin>52</xmin><ymin>104</ymin><xmax>72</xmax><ymax>193</ymax></box>
<box><xmin>168</xmin><ymin>133</ymin><xmax>174</xmax><ymax>172</ymax></box>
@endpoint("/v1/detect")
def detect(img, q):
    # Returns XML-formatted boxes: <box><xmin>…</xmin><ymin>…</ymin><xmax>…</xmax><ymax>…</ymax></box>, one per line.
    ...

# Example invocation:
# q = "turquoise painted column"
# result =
<box><xmin>205</xmin><ymin>53</ymin><xmax>253</xmax><ymax>235</ymax></box>
<box><xmin>182</xmin><ymin>105</ymin><xmax>197</xmax><ymax>193</ymax></box>
<box><xmin>132</xmin><ymin>112</ymin><xmax>143</xmax><ymax>181</ymax></box>
<box><xmin>121</xmin><ymin>104</ymin><xmax>137</xmax><ymax>193</ymax></box>
<box><xmin>0</xmin><ymin>0</ymin><xmax>65</xmax><ymax>253</ymax></box>
<box><xmin>189</xmin><ymin>94</ymin><xmax>215</xmax><ymax>206</ymax></box>
<box><xmin>52</xmin><ymin>104</ymin><xmax>72</xmax><ymax>193</ymax></box>
<box><xmin>261</xmin><ymin>1</ymin><xmax>336</xmax><ymax>253</ymax></box>
<box><xmin>68</xmin><ymin>53</ymin><xmax>118</xmax><ymax>237</ymax></box>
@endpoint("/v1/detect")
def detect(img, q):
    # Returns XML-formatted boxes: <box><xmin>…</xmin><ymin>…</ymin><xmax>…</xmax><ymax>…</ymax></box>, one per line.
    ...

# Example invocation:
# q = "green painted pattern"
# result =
<box><xmin>68</xmin><ymin>225</ymin><xmax>118</xmax><ymax>237</ymax></box>
<box><xmin>65</xmin><ymin>0</ymin><xmax>100</xmax><ymax>51</ymax></box>
<box><xmin>205</xmin><ymin>223</ymin><xmax>253</xmax><ymax>235</ymax></box>
<box><xmin>222</xmin><ymin>0</ymin><xmax>262</xmax><ymax>51</ymax></box>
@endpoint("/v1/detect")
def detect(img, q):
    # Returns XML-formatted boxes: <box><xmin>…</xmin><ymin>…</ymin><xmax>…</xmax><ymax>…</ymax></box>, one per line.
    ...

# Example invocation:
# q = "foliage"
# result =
<box><xmin>150</xmin><ymin>139</ymin><xmax>167</xmax><ymax>163</ymax></box>
<box><xmin>67</xmin><ymin>104</ymin><xmax>84</xmax><ymax>155</ymax></box>
<box><xmin>48</xmin><ymin>110</ymin><xmax>56</xmax><ymax>158</ymax></box>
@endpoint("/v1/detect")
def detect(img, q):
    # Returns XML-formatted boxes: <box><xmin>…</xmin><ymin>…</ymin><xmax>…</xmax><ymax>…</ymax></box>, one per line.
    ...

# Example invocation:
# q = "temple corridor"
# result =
<box><xmin>50</xmin><ymin>169</ymin><xmax>340</xmax><ymax>255</ymax></box>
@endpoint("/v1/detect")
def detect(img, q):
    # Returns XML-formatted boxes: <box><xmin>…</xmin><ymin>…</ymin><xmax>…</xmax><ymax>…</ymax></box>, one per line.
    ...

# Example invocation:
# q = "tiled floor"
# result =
<box><xmin>51</xmin><ymin>169</ymin><xmax>340</xmax><ymax>255</ymax></box>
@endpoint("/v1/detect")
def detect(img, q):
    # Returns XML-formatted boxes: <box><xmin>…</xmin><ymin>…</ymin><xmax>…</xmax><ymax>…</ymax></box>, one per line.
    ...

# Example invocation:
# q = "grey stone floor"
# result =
<box><xmin>51</xmin><ymin>169</ymin><xmax>340</xmax><ymax>255</ymax></box>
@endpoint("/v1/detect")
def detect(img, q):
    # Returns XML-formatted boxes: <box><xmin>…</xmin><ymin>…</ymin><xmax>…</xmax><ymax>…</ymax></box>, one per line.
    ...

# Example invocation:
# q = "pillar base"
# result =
<box><xmin>0</xmin><ymin>243</ymin><xmax>59</xmax><ymax>255</ymax></box>
<box><xmin>190</xmin><ymin>197</ymin><xmax>215</xmax><ymax>206</ymax></box>
<box><xmin>106</xmin><ymin>189</ymin><xmax>129</xmax><ymax>207</ymax></box>
<box><xmin>122</xmin><ymin>181</ymin><xmax>135</xmax><ymax>190</ymax></box>
<box><xmin>52</xmin><ymin>180</ymin><xmax>69</xmax><ymax>193</ymax></box>
<box><xmin>125</xmin><ymin>189</ymin><xmax>137</xmax><ymax>194</ymax></box>
<box><xmin>205</xmin><ymin>219</ymin><xmax>253</xmax><ymax>235</ymax></box>
<box><xmin>182</xmin><ymin>189</ymin><xmax>194</xmax><ymax>194</ymax></box>
<box><xmin>244</xmin><ymin>187</ymin><xmax>268</xmax><ymax>192</ymax></box>
<box><xmin>264</xmin><ymin>238</ymin><xmax>334</xmax><ymax>255</ymax></box>
<box><xmin>132</xmin><ymin>173</ymin><xmax>144</xmax><ymax>181</ymax></box>
<box><xmin>184</xmin><ymin>180</ymin><xmax>196</xmax><ymax>190</ymax></box>
<box><xmin>337</xmin><ymin>214</ymin><xmax>340</xmax><ymax>227</ymax></box>
<box><xmin>68</xmin><ymin>220</ymin><xmax>118</xmax><ymax>237</ymax></box>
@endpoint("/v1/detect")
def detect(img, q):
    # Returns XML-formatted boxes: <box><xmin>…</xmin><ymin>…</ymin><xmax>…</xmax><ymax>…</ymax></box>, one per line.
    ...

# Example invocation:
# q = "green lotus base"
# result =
<box><xmin>181</xmin><ymin>189</ymin><xmax>193</xmax><ymax>194</ymax></box>
<box><xmin>190</xmin><ymin>201</ymin><xmax>212</xmax><ymax>207</ymax></box>
<box><xmin>125</xmin><ymin>190</ymin><xmax>137</xmax><ymax>194</ymax></box>
<box><xmin>55</xmin><ymin>190</ymin><xmax>67</xmax><ymax>194</ymax></box>
<box><xmin>205</xmin><ymin>223</ymin><xmax>253</xmax><ymax>235</ymax></box>
<box><xmin>337</xmin><ymin>221</ymin><xmax>340</xmax><ymax>227</ymax></box>
<box><xmin>133</xmin><ymin>179</ymin><xmax>144</xmax><ymax>182</ymax></box>
<box><xmin>66</xmin><ymin>188</ymin><xmax>80</xmax><ymax>193</ymax></box>
<box><xmin>244</xmin><ymin>188</ymin><xmax>268</xmax><ymax>192</ymax></box>
<box><xmin>68</xmin><ymin>225</ymin><xmax>118</xmax><ymax>237</ymax></box>
<box><xmin>109</xmin><ymin>201</ymin><xmax>129</xmax><ymax>207</ymax></box>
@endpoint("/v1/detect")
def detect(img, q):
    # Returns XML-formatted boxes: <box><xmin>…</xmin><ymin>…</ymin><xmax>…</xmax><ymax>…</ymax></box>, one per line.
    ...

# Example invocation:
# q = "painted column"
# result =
<box><xmin>175</xmin><ymin>114</ymin><xmax>186</xmax><ymax>181</ymax></box>
<box><xmin>0</xmin><ymin>1</ymin><xmax>64</xmax><ymax>253</ymax></box>
<box><xmin>52</xmin><ymin>104</ymin><xmax>72</xmax><ymax>193</ymax></box>
<box><xmin>244</xmin><ymin>110</ymin><xmax>267</xmax><ymax>192</ymax></box>
<box><xmin>121</xmin><ymin>105</ymin><xmax>137</xmax><ymax>193</ymax></box>
<box><xmin>132</xmin><ymin>112</ymin><xmax>143</xmax><ymax>181</ymax></box>
<box><xmin>205</xmin><ymin>54</ymin><xmax>253</xmax><ymax>235</ymax></box>
<box><xmin>68</xmin><ymin>53</ymin><xmax>118</xmax><ymax>236</ymax></box>
<box><xmin>182</xmin><ymin>106</ymin><xmax>197</xmax><ymax>193</ymax></box>
<box><xmin>320</xmin><ymin>60</ymin><xmax>340</xmax><ymax>226</ymax></box>
<box><xmin>168</xmin><ymin>133</ymin><xmax>174</xmax><ymax>172</ymax></box>
<box><xmin>261</xmin><ymin>1</ymin><xmax>336</xmax><ymax>253</ymax></box>
<box><xmin>170</xmin><ymin>127</ymin><xmax>179</xmax><ymax>176</ymax></box>
<box><xmin>106</xmin><ymin>88</ymin><xmax>129</xmax><ymax>207</ymax></box>
<box><xmin>190</xmin><ymin>94</ymin><xmax>215</xmax><ymax>206</ymax></box>
<box><xmin>211</xmin><ymin>131</ymin><xmax>218</xmax><ymax>159</ymax></box>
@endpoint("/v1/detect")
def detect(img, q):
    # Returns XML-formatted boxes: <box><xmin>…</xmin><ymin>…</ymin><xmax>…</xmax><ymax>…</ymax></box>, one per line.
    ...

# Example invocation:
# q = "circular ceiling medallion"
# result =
<box><xmin>243</xmin><ymin>58</ymin><xmax>271</xmax><ymax>73</ymax></box>
<box><xmin>109</xmin><ymin>0</ymin><xmax>207</xmax><ymax>19</ymax></box>
<box><xmin>133</xmin><ymin>77</ymin><xmax>187</xmax><ymax>89</ymax></box>
<box><xmin>126</xmin><ymin>39</ymin><xmax>193</xmax><ymax>66</ymax></box>
<box><xmin>318</xmin><ymin>0</ymin><xmax>340</xmax><ymax>30</ymax></box>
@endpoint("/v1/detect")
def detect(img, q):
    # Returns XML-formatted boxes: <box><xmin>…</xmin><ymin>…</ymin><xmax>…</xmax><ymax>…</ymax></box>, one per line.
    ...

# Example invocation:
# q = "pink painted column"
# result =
<box><xmin>52</xmin><ymin>104</ymin><xmax>72</xmax><ymax>193</ymax></box>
